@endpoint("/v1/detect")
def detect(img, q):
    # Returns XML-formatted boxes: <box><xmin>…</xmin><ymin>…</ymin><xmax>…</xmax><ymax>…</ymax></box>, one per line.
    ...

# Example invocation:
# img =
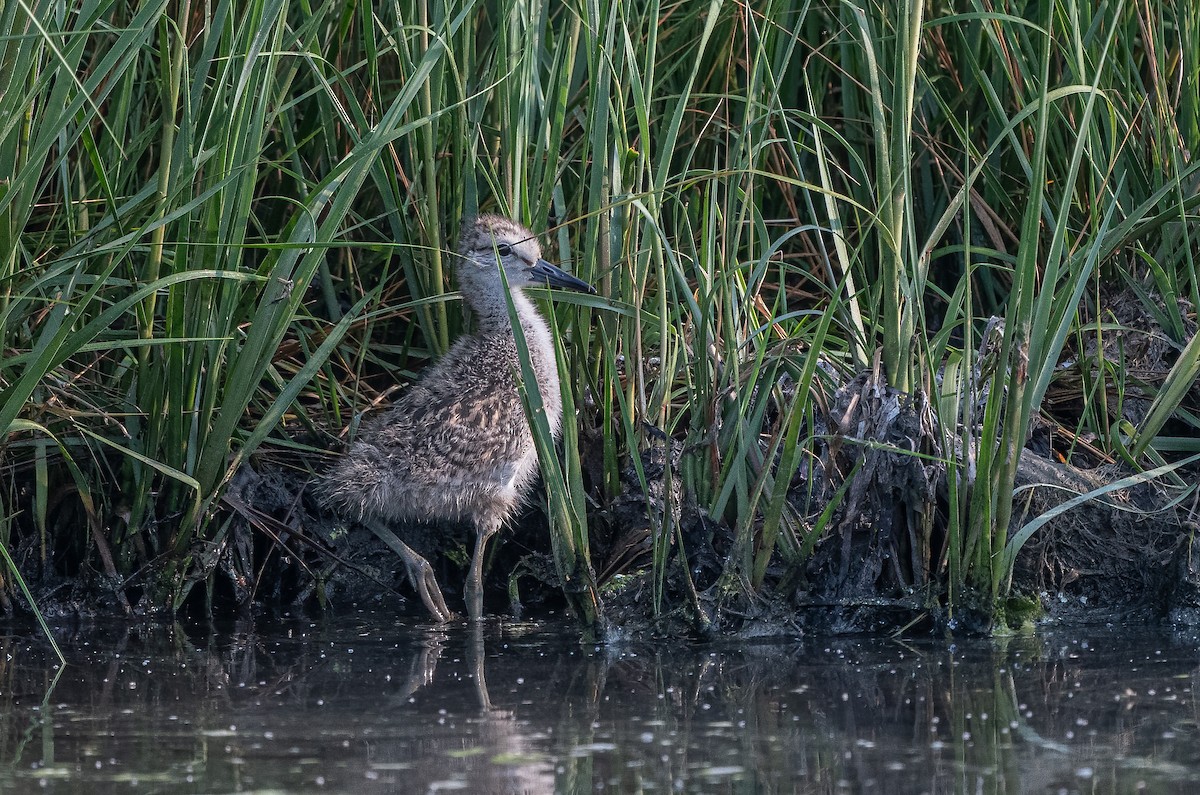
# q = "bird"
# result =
<box><xmin>322</xmin><ymin>214</ymin><xmax>595</xmax><ymax>622</ymax></box>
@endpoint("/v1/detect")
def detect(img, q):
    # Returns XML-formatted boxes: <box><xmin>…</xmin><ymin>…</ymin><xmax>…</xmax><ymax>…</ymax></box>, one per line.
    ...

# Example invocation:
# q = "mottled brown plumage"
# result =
<box><xmin>323</xmin><ymin>215</ymin><xmax>594</xmax><ymax>621</ymax></box>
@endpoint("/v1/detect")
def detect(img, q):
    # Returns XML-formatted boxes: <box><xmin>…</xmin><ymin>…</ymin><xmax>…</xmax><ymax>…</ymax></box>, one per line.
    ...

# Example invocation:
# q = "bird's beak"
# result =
<box><xmin>531</xmin><ymin>259</ymin><xmax>597</xmax><ymax>295</ymax></box>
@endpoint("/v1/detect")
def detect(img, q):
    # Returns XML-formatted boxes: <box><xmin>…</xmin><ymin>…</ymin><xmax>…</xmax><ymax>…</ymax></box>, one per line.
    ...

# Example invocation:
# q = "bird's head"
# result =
<box><xmin>458</xmin><ymin>215</ymin><xmax>595</xmax><ymax>295</ymax></box>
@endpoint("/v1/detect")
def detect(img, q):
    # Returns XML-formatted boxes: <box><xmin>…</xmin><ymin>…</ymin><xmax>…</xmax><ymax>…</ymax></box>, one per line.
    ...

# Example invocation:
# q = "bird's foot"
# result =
<box><xmin>404</xmin><ymin>554</ymin><xmax>455</xmax><ymax>624</ymax></box>
<box><xmin>368</xmin><ymin>522</ymin><xmax>456</xmax><ymax>623</ymax></box>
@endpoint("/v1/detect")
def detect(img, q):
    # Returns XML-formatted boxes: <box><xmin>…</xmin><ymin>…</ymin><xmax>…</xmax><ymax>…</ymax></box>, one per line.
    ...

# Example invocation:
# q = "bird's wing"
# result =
<box><xmin>371</xmin><ymin>375</ymin><xmax>531</xmax><ymax>483</ymax></box>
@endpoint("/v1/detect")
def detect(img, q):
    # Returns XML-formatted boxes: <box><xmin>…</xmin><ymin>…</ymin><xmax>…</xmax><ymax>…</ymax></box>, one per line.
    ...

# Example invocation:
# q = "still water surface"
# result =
<box><xmin>1</xmin><ymin>611</ymin><xmax>1198</xmax><ymax>793</ymax></box>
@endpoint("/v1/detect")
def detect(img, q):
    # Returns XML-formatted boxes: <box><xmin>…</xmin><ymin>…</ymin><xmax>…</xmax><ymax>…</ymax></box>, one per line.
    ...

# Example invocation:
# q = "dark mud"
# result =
<box><xmin>196</xmin><ymin>415</ymin><xmax>1198</xmax><ymax>642</ymax></box>
<box><xmin>11</xmin><ymin>407</ymin><xmax>1197</xmax><ymax>639</ymax></box>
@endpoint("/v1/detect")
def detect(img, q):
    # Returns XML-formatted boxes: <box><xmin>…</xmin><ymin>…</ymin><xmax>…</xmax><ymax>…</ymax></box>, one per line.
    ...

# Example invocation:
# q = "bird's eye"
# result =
<box><xmin>496</xmin><ymin>243</ymin><xmax>513</xmax><ymax>257</ymax></box>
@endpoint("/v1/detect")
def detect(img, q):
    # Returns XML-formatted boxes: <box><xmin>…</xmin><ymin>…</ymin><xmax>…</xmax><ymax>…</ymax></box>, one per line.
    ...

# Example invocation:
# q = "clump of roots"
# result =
<box><xmin>803</xmin><ymin>360</ymin><xmax>943</xmax><ymax>609</ymax></box>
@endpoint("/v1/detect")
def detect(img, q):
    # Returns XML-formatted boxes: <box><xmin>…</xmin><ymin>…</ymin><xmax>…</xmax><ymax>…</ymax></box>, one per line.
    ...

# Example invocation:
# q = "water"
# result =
<box><xmin>1</xmin><ymin>612</ymin><xmax>1198</xmax><ymax>794</ymax></box>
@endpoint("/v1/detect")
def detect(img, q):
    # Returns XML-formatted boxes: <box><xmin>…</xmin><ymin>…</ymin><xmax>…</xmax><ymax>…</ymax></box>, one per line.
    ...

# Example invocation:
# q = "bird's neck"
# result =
<box><xmin>472</xmin><ymin>288</ymin><xmax>545</xmax><ymax>340</ymax></box>
<box><xmin>473</xmin><ymin>289</ymin><xmax>562</xmax><ymax>426</ymax></box>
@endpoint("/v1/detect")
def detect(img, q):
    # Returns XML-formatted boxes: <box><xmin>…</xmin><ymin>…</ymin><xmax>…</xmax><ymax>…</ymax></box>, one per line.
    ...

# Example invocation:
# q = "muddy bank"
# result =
<box><xmin>597</xmin><ymin>435</ymin><xmax>1197</xmax><ymax>639</ymax></box>
<box><xmin>8</xmin><ymin>405</ymin><xmax>1196</xmax><ymax>638</ymax></box>
<box><xmin>190</xmin><ymin>421</ymin><xmax>1198</xmax><ymax>640</ymax></box>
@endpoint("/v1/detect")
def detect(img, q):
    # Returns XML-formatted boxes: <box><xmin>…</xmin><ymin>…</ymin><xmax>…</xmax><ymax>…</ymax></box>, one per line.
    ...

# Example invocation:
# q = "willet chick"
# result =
<box><xmin>323</xmin><ymin>215</ymin><xmax>595</xmax><ymax>621</ymax></box>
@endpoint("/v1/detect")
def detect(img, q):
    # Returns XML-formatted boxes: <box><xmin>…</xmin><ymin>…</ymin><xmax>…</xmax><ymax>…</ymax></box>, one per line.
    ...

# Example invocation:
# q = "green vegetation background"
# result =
<box><xmin>2</xmin><ymin>0</ymin><xmax>1197</xmax><ymax>633</ymax></box>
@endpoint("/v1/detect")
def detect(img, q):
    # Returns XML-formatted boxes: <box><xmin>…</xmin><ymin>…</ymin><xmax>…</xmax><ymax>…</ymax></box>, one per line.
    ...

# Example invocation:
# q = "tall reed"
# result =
<box><xmin>2</xmin><ymin>0</ymin><xmax>1196</xmax><ymax>629</ymax></box>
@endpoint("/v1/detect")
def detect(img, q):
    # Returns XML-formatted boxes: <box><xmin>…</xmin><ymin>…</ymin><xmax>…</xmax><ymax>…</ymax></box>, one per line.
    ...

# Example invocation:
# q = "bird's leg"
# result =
<box><xmin>368</xmin><ymin>522</ymin><xmax>455</xmax><ymax>623</ymax></box>
<box><xmin>465</xmin><ymin>518</ymin><xmax>501</xmax><ymax>622</ymax></box>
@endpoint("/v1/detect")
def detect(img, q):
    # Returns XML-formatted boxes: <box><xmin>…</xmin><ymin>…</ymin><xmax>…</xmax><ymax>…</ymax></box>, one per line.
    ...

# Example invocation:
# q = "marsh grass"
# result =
<box><xmin>1</xmin><ymin>0</ymin><xmax>1197</xmax><ymax>631</ymax></box>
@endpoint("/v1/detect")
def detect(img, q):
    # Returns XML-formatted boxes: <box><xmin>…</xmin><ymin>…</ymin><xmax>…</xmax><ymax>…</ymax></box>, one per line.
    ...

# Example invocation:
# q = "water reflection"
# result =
<box><xmin>0</xmin><ymin>614</ymin><xmax>1197</xmax><ymax>793</ymax></box>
